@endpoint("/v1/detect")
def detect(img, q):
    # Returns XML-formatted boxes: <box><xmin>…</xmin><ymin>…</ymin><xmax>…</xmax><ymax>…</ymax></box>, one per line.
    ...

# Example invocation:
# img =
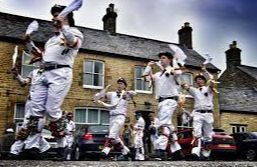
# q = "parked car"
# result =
<box><xmin>230</xmin><ymin>132</ymin><xmax>257</xmax><ymax>161</ymax></box>
<box><xmin>73</xmin><ymin>125</ymin><xmax>122</xmax><ymax>160</ymax></box>
<box><xmin>177</xmin><ymin>128</ymin><xmax>237</xmax><ymax>160</ymax></box>
<box><xmin>0</xmin><ymin>128</ymin><xmax>15</xmax><ymax>159</ymax></box>
<box><xmin>0</xmin><ymin>128</ymin><xmax>58</xmax><ymax>160</ymax></box>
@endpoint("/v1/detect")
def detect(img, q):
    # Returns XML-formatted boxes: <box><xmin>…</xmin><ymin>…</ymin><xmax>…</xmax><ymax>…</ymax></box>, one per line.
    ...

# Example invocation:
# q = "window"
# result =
<box><xmin>177</xmin><ymin>114</ymin><xmax>193</xmax><ymax>128</ymax></box>
<box><xmin>21</xmin><ymin>51</ymin><xmax>39</xmax><ymax>77</ymax></box>
<box><xmin>14</xmin><ymin>103</ymin><xmax>25</xmax><ymax>131</ymax></box>
<box><xmin>181</xmin><ymin>72</ymin><xmax>193</xmax><ymax>86</ymax></box>
<box><xmin>231</xmin><ymin>124</ymin><xmax>247</xmax><ymax>133</ymax></box>
<box><xmin>83</xmin><ymin>60</ymin><xmax>104</xmax><ymax>89</ymax></box>
<box><xmin>135</xmin><ymin>66</ymin><xmax>152</xmax><ymax>93</ymax></box>
<box><xmin>75</xmin><ymin>107</ymin><xmax>109</xmax><ymax>125</ymax></box>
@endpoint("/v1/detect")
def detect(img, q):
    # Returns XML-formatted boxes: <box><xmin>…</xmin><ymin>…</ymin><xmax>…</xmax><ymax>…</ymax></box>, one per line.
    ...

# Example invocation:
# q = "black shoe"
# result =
<box><xmin>171</xmin><ymin>150</ymin><xmax>185</xmax><ymax>161</ymax></box>
<box><xmin>117</xmin><ymin>154</ymin><xmax>129</xmax><ymax>161</ymax></box>
<box><xmin>7</xmin><ymin>153</ymin><xmax>20</xmax><ymax>160</ymax></box>
<box><xmin>23</xmin><ymin>147</ymin><xmax>42</xmax><ymax>160</ymax></box>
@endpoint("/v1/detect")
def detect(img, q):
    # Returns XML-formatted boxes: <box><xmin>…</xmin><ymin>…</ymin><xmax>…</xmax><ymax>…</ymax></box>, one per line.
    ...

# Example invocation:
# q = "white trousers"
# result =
<box><xmin>10</xmin><ymin>136</ymin><xmax>50</xmax><ymax>155</ymax></box>
<box><xmin>23</xmin><ymin>68</ymin><xmax>72</xmax><ymax>150</ymax></box>
<box><xmin>156</xmin><ymin>99</ymin><xmax>178</xmax><ymax>150</ymax></box>
<box><xmin>106</xmin><ymin>115</ymin><xmax>129</xmax><ymax>155</ymax></box>
<box><xmin>192</xmin><ymin>111</ymin><xmax>214</xmax><ymax>141</ymax></box>
<box><xmin>134</xmin><ymin>132</ymin><xmax>144</xmax><ymax>160</ymax></box>
<box><xmin>29</xmin><ymin>68</ymin><xmax>72</xmax><ymax>121</ymax></box>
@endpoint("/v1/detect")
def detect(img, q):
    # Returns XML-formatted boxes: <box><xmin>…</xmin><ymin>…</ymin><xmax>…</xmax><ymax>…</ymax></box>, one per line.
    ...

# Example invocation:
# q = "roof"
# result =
<box><xmin>237</xmin><ymin>65</ymin><xmax>257</xmax><ymax>80</ymax></box>
<box><xmin>219</xmin><ymin>87</ymin><xmax>257</xmax><ymax>113</ymax></box>
<box><xmin>0</xmin><ymin>12</ymin><xmax>220</xmax><ymax>71</ymax></box>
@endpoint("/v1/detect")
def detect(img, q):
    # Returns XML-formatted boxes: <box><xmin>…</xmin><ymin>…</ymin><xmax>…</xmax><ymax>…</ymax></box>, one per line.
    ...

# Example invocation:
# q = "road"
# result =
<box><xmin>1</xmin><ymin>161</ymin><xmax>257</xmax><ymax>167</ymax></box>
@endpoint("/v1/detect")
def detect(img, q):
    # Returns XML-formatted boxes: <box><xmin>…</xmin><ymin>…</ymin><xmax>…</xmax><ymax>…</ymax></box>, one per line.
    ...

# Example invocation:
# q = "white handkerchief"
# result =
<box><xmin>168</xmin><ymin>44</ymin><xmax>187</xmax><ymax>66</ymax></box>
<box><xmin>59</xmin><ymin>0</ymin><xmax>83</xmax><ymax>17</ymax></box>
<box><xmin>25</xmin><ymin>20</ymin><xmax>39</xmax><ymax>35</ymax></box>
<box><xmin>203</xmin><ymin>54</ymin><xmax>213</xmax><ymax>65</ymax></box>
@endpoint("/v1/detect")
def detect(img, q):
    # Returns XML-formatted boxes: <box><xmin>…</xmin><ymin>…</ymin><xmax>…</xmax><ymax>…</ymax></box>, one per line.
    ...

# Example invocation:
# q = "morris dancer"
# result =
<box><xmin>181</xmin><ymin>64</ymin><xmax>216</xmax><ymax>159</ymax></box>
<box><xmin>9</xmin><ymin>67</ymin><xmax>50</xmax><ymax>159</ymax></box>
<box><xmin>143</xmin><ymin>52</ymin><xmax>182</xmax><ymax>160</ymax></box>
<box><xmin>15</xmin><ymin>1</ymin><xmax>83</xmax><ymax>160</ymax></box>
<box><xmin>94</xmin><ymin>78</ymin><xmax>136</xmax><ymax>160</ymax></box>
<box><xmin>133</xmin><ymin>112</ymin><xmax>145</xmax><ymax>161</ymax></box>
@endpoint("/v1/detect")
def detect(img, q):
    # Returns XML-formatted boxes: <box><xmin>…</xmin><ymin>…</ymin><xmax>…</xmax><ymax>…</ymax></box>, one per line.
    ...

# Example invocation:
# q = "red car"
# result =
<box><xmin>177</xmin><ymin>128</ymin><xmax>237</xmax><ymax>160</ymax></box>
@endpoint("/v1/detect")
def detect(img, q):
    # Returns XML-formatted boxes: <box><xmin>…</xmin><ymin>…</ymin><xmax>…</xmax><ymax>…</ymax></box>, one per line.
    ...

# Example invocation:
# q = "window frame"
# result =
<box><xmin>74</xmin><ymin>107</ymin><xmax>110</xmax><ymax>126</ymax></box>
<box><xmin>83</xmin><ymin>60</ymin><xmax>105</xmax><ymax>89</ymax></box>
<box><xmin>14</xmin><ymin>103</ymin><xmax>25</xmax><ymax>122</ymax></box>
<box><xmin>134</xmin><ymin>66</ymin><xmax>152</xmax><ymax>94</ymax></box>
<box><xmin>231</xmin><ymin>124</ymin><xmax>247</xmax><ymax>133</ymax></box>
<box><xmin>176</xmin><ymin>114</ymin><xmax>193</xmax><ymax>129</ymax></box>
<box><xmin>21</xmin><ymin>50</ymin><xmax>39</xmax><ymax>77</ymax></box>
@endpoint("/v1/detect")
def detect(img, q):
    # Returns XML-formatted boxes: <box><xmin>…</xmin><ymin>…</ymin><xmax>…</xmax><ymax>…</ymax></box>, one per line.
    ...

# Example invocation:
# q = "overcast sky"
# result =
<box><xmin>0</xmin><ymin>0</ymin><xmax>256</xmax><ymax>72</ymax></box>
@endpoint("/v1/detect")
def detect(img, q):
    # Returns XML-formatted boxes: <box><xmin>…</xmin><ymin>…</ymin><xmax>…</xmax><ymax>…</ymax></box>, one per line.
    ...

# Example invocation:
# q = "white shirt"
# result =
<box><xmin>153</xmin><ymin>70</ymin><xmax>180</xmax><ymax>99</ymax></box>
<box><xmin>188</xmin><ymin>86</ymin><xmax>213</xmax><ymax>110</ymax></box>
<box><xmin>66</xmin><ymin>120</ymin><xmax>76</xmax><ymax>135</ymax></box>
<box><xmin>43</xmin><ymin>27</ymin><xmax>83</xmax><ymax>67</ymax></box>
<box><xmin>106</xmin><ymin>91</ymin><xmax>136</xmax><ymax>116</ymax></box>
<box><xmin>133</xmin><ymin>117</ymin><xmax>145</xmax><ymax>136</ymax></box>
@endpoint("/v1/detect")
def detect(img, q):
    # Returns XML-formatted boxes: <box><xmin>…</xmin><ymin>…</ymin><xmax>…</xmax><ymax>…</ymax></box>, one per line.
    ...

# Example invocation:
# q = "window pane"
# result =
<box><xmin>136</xmin><ymin>79</ymin><xmax>142</xmax><ymax>90</ymax></box>
<box><xmin>22</xmin><ymin>51</ymin><xmax>31</xmax><ymax>64</ymax></box>
<box><xmin>88</xmin><ymin>109</ymin><xmax>99</xmax><ymax>123</ymax></box>
<box><xmin>75</xmin><ymin>109</ymin><xmax>86</xmax><ymax>123</ymax></box>
<box><xmin>84</xmin><ymin>73</ymin><xmax>93</xmax><ymax>85</ymax></box>
<box><xmin>22</xmin><ymin>66</ymin><xmax>34</xmax><ymax>77</ymax></box>
<box><xmin>94</xmin><ymin>62</ymin><xmax>103</xmax><ymax>74</ymax></box>
<box><xmin>181</xmin><ymin>73</ymin><xmax>193</xmax><ymax>85</ymax></box>
<box><xmin>15</xmin><ymin>104</ymin><xmax>25</xmax><ymax>119</ymax></box>
<box><xmin>85</xmin><ymin>61</ymin><xmax>93</xmax><ymax>73</ymax></box>
<box><xmin>135</xmin><ymin>67</ymin><xmax>142</xmax><ymax>78</ymax></box>
<box><xmin>93</xmin><ymin>74</ymin><xmax>103</xmax><ymax>86</ymax></box>
<box><xmin>142</xmin><ymin>81</ymin><xmax>150</xmax><ymax>91</ymax></box>
<box><xmin>100</xmin><ymin>110</ymin><xmax>109</xmax><ymax>124</ymax></box>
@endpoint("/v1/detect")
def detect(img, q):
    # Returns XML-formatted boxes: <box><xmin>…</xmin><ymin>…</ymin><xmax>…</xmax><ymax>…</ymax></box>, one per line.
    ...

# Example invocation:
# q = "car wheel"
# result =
<box><xmin>246</xmin><ymin>149</ymin><xmax>257</xmax><ymax>161</ymax></box>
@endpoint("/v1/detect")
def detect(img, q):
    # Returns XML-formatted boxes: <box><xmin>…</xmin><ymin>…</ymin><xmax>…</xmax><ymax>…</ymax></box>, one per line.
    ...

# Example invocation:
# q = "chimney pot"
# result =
<box><xmin>102</xmin><ymin>3</ymin><xmax>117</xmax><ymax>34</ymax></box>
<box><xmin>178</xmin><ymin>22</ymin><xmax>193</xmax><ymax>49</ymax></box>
<box><xmin>225</xmin><ymin>41</ymin><xmax>242</xmax><ymax>69</ymax></box>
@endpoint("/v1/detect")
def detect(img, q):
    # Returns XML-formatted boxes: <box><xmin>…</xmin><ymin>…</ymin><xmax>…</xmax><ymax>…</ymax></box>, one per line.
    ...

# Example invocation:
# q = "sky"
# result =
<box><xmin>0</xmin><ymin>0</ymin><xmax>256</xmax><ymax>72</ymax></box>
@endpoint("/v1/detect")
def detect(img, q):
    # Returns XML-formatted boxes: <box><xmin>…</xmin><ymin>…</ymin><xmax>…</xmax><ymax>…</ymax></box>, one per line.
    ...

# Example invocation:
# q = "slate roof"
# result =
<box><xmin>0</xmin><ymin>12</ymin><xmax>220</xmax><ymax>71</ymax></box>
<box><xmin>219</xmin><ymin>64</ymin><xmax>257</xmax><ymax>113</ymax></box>
<box><xmin>237</xmin><ymin>65</ymin><xmax>257</xmax><ymax>81</ymax></box>
<box><xmin>219</xmin><ymin>87</ymin><xmax>257</xmax><ymax>113</ymax></box>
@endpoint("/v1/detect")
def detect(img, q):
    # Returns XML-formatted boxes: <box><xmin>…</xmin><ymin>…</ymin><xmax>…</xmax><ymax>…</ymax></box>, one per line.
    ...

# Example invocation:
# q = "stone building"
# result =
<box><xmin>219</xmin><ymin>41</ymin><xmax>257</xmax><ymax>134</ymax></box>
<box><xmin>0</xmin><ymin>4</ymin><xmax>220</xmax><ymax>135</ymax></box>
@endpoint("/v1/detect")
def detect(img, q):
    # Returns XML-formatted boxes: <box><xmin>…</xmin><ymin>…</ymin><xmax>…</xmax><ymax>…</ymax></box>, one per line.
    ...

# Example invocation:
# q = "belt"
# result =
<box><xmin>110</xmin><ymin>114</ymin><xmax>126</xmax><ymax>117</ymax></box>
<box><xmin>40</xmin><ymin>64</ymin><xmax>71</xmax><ymax>71</ymax></box>
<box><xmin>195</xmin><ymin>110</ymin><xmax>213</xmax><ymax>113</ymax></box>
<box><xmin>158</xmin><ymin>96</ymin><xmax>178</xmax><ymax>102</ymax></box>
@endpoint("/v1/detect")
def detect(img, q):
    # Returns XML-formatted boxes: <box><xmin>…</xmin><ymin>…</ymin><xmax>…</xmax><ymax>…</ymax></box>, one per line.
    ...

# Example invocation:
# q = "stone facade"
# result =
<box><xmin>219</xmin><ymin>41</ymin><xmax>257</xmax><ymax>134</ymax></box>
<box><xmin>220</xmin><ymin>112</ymin><xmax>257</xmax><ymax>134</ymax></box>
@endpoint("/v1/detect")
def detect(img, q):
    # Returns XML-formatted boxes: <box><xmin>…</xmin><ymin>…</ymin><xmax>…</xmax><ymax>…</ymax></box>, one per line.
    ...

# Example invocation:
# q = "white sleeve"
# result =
<box><xmin>188</xmin><ymin>87</ymin><xmax>197</xmax><ymax>97</ymax></box>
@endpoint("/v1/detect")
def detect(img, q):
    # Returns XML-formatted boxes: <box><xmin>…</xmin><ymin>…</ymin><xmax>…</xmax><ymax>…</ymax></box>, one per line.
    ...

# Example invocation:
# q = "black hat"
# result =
<box><xmin>51</xmin><ymin>4</ymin><xmax>66</xmax><ymax>15</ymax></box>
<box><xmin>51</xmin><ymin>4</ymin><xmax>75</xmax><ymax>26</ymax></box>
<box><xmin>158</xmin><ymin>52</ymin><xmax>174</xmax><ymax>59</ymax></box>
<box><xmin>117</xmin><ymin>77</ymin><xmax>127</xmax><ymax>87</ymax></box>
<box><xmin>194</xmin><ymin>74</ymin><xmax>207</xmax><ymax>82</ymax></box>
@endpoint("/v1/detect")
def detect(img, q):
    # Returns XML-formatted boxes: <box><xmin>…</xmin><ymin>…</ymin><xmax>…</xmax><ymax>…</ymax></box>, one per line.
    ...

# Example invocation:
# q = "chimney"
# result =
<box><xmin>225</xmin><ymin>41</ymin><xmax>241</xmax><ymax>69</ymax></box>
<box><xmin>178</xmin><ymin>22</ymin><xmax>193</xmax><ymax>49</ymax></box>
<box><xmin>102</xmin><ymin>3</ymin><xmax>117</xmax><ymax>34</ymax></box>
